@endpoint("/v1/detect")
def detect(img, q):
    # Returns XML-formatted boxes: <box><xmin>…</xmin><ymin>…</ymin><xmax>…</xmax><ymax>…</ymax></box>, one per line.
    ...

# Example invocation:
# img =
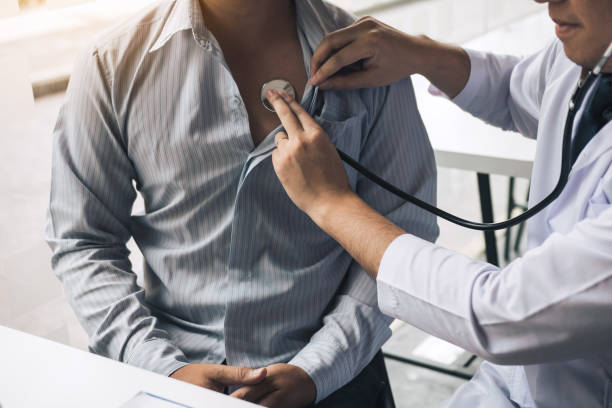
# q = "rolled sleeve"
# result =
<box><xmin>451</xmin><ymin>49</ymin><xmax>492</xmax><ymax>109</ymax></box>
<box><xmin>442</xmin><ymin>43</ymin><xmax>564</xmax><ymax>138</ymax></box>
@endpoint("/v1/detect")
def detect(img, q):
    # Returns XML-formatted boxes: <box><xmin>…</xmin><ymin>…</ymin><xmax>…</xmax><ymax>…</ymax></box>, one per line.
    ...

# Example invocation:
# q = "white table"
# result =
<box><xmin>0</xmin><ymin>325</ymin><xmax>259</xmax><ymax>408</ymax></box>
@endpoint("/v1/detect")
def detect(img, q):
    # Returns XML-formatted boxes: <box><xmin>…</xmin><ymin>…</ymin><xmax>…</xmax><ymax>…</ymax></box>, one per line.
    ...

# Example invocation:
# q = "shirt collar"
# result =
<box><xmin>295</xmin><ymin>0</ymin><xmax>339</xmax><ymax>54</ymax></box>
<box><xmin>149</xmin><ymin>0</ymin><xmax>211</xmax><ymax>53</ymax></box>
<box><xmin>150</xmin><ymin>0</ymin><xmax>340</xmax><ymax>54</ymax></box>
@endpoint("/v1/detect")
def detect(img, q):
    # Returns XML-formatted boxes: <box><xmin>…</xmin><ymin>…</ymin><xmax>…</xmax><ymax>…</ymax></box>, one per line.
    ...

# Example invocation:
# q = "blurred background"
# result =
<box><xmin>0</xmin><ymin>0</ymin><xmax>553</xmax><ymax>406</ymax></box>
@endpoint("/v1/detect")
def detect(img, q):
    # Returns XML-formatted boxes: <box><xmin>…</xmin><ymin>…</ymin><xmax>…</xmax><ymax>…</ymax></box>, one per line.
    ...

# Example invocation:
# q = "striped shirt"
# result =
<box><xmin>45</xmin><ymin>0</ymin><xmax>438</xmax><ymax>401</ymax></box>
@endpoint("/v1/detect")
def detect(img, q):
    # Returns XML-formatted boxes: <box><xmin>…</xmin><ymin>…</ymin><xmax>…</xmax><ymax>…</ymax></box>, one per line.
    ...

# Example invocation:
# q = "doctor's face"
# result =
<box><xmin>536</xmin><ymin>0</ymin><xmax>612</xmax><ymax>72</ymax></box>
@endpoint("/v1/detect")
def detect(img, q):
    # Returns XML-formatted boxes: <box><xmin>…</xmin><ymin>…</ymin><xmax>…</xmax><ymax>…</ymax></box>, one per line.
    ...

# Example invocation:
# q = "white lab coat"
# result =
<box><xmin>377</xmin><ymin>40</ymin><xmax>612</xmax><ymax>408</ymax></box>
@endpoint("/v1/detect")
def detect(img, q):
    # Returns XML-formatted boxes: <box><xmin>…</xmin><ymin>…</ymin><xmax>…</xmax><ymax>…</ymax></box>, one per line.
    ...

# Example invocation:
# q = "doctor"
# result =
<box><xmin>264</xmin><ymin>0</ymin><xmax>612</xmax><ymax>406</ymax></box>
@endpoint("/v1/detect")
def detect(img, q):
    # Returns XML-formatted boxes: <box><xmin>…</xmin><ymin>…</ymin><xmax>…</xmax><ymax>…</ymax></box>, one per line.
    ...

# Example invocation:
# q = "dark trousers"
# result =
<box><xmin>314</xmin><ymin>351</ymin><xmax>396</xmax><ymax>408</ymax></box>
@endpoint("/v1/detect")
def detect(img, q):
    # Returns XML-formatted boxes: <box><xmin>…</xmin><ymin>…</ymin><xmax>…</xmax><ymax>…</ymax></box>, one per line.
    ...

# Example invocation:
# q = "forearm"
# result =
<box><xmin>378</xmin><ymin>206</ymin><xmax>612</xmax><ymax>364</ymax></box>
<box><xmin>411</xmin><ymin>35</ymin><xmax>471</xmax><ymax>99</ymax></box>
<box><xmin>311</xmin><ymin>193</ymin><xmax>405</xmax><ymax>279</ymax></box>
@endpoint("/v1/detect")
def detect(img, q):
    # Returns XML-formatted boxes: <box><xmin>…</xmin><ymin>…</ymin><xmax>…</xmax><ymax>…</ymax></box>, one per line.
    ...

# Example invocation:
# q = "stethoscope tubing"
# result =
<box><xmin>335</xmin><ymin>68</ymin><xmax>605</xmax><ymax>232</ymax></box>
<box><xmin>265</xmin><ymin>42</ymin><xmax>611</xmax><ymax>231</ymax></box>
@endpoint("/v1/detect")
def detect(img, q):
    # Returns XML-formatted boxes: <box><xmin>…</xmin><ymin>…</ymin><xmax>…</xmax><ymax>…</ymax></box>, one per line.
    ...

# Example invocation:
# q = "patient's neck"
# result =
<box><xmin>199</xmin><ymin>0</ymin><xmax>296</xmax><ymax>45</ymax></box>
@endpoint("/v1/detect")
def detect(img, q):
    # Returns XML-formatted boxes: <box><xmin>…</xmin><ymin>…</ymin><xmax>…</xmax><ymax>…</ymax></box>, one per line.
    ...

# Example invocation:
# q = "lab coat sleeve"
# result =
<box><xmin>452</xmin><ymin>41</ymin><xmax>562</xmax><ymax>139</ymax></box>
<box><xmin>289</xmin><ymin>77</ymin><xmax>439</xmax><ymax>401</ymax></box>
<box><xmin>45</xmin><ymin>49</ymin><xmax>189</xmax><ymax>376</ymax></box>
<box><xmin>377</xmin><ymin>200</ymin><xmax>612</xmax><ymax>365</ymax></box>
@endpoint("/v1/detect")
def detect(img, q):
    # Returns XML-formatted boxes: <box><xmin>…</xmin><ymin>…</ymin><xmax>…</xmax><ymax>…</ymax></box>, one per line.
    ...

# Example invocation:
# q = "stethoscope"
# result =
<box><xmin>261</xmin><ymin>41</ymin><xmax>612</xmax><ymax>231</ymax></box>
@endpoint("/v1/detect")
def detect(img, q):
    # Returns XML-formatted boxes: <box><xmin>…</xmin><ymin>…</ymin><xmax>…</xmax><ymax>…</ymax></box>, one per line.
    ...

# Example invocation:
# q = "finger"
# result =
<box><xmin>311</xmin><ymin>22</ymin><xmax>368</xmax><ymax>79</ymax></box>
<box><xmin>311</xmin><ymin>41</ymin><xmax>374</xmax><ymax>86</ymax></box>
<box><xmin>274</xmin><ymin>131</ymin><xmax>289</xmax><ymax>148</ymax></box>
<box><xmin>267</xmin><ymin>90</ymin><xmax>303</xmax><ymax>134</ymax></box>
<box><xmin>319</xmin><ymin>69</ymin><xmax>376</xmax><ymax>91</ymax></box>
<box><xmin>230</xmin><ymin>383</ymin><xmax>276</xmax><ymax>402</ymax></box>
<box><xmin>278</xmin><ymin>91</ymin><xmax>321</xmax><ymax>133</ymax></box>
<box><xmin>210</xmin><ymin>366</ymin><xmax>267</xmax><ymax>386</ymax></box>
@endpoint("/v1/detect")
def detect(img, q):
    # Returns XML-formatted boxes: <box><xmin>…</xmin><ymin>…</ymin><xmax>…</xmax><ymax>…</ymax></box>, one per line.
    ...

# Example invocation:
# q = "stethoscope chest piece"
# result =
<box><xmin>261</xmin><ymin>79</ymin><xmax>296</xmax><ymax>112</ymax></box>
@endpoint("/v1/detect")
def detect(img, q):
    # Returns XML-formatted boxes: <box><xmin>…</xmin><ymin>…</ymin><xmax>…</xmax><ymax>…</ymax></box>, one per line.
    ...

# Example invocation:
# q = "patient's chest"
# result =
<box><xmin>122</xmin><ymin>34</ymin><xmax>362</xmax><ymax>217</ymax></box>
<box><xmin>219</xmin><ymin>38</ymin><xmax>308</xmax><ymax>146</ymax></box>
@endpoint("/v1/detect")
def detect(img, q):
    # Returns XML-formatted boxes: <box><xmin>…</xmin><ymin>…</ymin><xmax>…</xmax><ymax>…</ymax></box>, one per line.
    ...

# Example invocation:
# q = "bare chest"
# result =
<box><xmin>222</xmin><ymin>43</ymin><xmax>308</xmax><ymax>147</ymax></box>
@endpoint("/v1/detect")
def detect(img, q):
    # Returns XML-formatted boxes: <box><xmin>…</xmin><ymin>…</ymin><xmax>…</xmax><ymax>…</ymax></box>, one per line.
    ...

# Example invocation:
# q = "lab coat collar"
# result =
<box><xmin>149</xmin><ymin>0</ymin><xmax>211</xmax><ymax>53</ymax></box>
<box><xmin>149</xmin><ymin>0</ymin><xmax>339</xmax><ymax>55</ymax></box>
<box><xmin>570</xmin><ymin>120</ymin><xmax>612</xmax><ymax>174</ymax></box>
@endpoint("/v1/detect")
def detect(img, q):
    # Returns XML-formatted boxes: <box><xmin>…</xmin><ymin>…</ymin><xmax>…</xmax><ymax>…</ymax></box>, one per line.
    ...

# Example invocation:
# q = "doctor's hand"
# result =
<box><xmin>170</xmin><ymin>364</ymin><xmax>267</xmax><ymax>393</ymax></box>
<box><xmin>230</xmin><ymin>363</ymin><xmax>316</xmax><ymax>408</ymax></box>
<box><xmin>267</xmin><ymin>89</ymin><xmax>356</xmax><ymax>221</ymax></box>
<box><xmin>310</xmin><ymin>17</ymin><xmax>470</xmax><ymax>98</ymax></box>
<box><xmin>269</xmin><ymin>89</ymin><xmax>406</xmax><ymax>278</ymax></box>
<box><xmin>310</xmin><ymin>17</ymin><xmax>426</xmax><ymax>90</ymax></box>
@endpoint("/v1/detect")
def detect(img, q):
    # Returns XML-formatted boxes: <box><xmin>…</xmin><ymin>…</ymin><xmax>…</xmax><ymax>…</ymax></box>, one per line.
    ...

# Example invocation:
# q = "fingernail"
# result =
<box><xmin>310</xmin><ymin>74</ymin><xmax>319</xmax><ymax>85</ymax></box>
<box><xmin>279</xmin><ymin>90</ymin><xmax>292</xmax><ymax>101</ymax></box>
<box><xmin>266</xmin><ymin>89</ymin><xmax>276</xmax><ymax>99</ymax></box>
<box><xmin>248</xmin><ymin>368</ymin><xmax>265</xmax><ymax>379</ymax></box>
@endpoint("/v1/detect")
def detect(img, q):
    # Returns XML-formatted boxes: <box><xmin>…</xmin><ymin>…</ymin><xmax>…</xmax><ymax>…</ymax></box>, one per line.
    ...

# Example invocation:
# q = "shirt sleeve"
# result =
<box><xmin>377</xmin><ymin>202</ymin><xmax>612</xmax><ymax>365</ymax></box>
<box><xmin>451</xmin><ymin>41</ymin><xmax>563</xmax><ymax>139</ymax></box>
<box><xmin>45</xmin><ymin>48</ymin><xmax>189</xmax><ymax>376</ymax></box>
<box><xmin>289</xmin><ymin>77</ymin><xmax>440</xmax><ymax>401</ymax></box>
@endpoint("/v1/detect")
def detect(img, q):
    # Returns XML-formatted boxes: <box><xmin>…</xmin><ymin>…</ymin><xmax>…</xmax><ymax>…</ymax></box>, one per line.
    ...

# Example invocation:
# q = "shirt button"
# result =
<box><xmin>233</xmin><ymin>96</ymin><xmax>244</xmax><ymax>108</ymax></box>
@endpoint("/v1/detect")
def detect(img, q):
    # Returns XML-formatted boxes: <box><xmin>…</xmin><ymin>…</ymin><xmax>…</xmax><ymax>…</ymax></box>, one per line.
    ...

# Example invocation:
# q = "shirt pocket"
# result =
<box><xmin>315</xmin><ymin>115</ymin><xmax>362</xmax><ymax>189</ymax></box>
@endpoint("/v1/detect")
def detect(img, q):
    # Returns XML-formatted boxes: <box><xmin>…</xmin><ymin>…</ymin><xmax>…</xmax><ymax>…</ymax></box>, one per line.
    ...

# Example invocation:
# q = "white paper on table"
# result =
<box><xmin>0</xmin><ymin>0</ymin><xmax>19</xmax><ymax>18</ymax></box>
<box><xmin>412</xmin><ymin>336</ymin><xmax>465</xmax><ymax>366</ymax></box>
<box><xmin>120</xmin><ymin>392</ymin><xmax>193</xmax><ymax>408</ymax></box>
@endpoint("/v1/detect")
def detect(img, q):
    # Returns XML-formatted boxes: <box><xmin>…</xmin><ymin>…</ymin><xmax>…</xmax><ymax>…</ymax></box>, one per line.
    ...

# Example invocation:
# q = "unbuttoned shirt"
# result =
<box><xmin>45</xmin><ymin>0</ymin><xmax>438</xmax><ymax>401</ymax></box>
<box><xmin>377</xmin><ymin>40</ymin><xmax>612</xmax><ymax>407</ymax></box>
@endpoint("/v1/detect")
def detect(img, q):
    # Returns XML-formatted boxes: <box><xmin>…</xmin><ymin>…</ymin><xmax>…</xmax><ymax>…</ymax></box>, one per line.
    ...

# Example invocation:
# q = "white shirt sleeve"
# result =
<box><xmin>377</xmin><ymin>203</ymin><xmax>612</xmax><ymax>365</ymax></box>
<box><xmin>450</xmin><ymin>41</ymin><xmax>563</xmax><ymax>139</ymax></box>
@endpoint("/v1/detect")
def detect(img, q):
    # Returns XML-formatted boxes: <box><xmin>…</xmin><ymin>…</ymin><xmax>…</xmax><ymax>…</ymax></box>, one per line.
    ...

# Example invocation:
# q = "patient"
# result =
<box><xmin>45</xmin><ymin>0</ymin><xmax>438</xmax><ymax>406</ymax></box>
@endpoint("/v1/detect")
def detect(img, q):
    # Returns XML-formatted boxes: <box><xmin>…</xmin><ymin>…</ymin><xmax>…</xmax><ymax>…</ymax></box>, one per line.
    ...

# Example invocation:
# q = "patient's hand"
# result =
<box><xmin>230</xmin><ymin>363</ymin><xmax>316</xmax><ymax>408</ymax></box>
<box><xmin>170</xmin><ymin>364</ymin><xmax>267</xmax><ymax>393</ymax></box>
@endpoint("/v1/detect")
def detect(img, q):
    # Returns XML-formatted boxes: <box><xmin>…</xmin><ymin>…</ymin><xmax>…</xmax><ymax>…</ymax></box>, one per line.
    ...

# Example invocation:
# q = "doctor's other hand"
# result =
<box><xmin>267</xmin><ymin>90</ymin><xmax>355</xmax><ymax>221</ymax></box>
<box><xmin>310</xmin><ymin>16</ymin><xmax>470</xmax><ymax>98</ymax></box>
<box><xmin>170</xmin><ymin>364</ymin><xmax>267</xmax><ymax>393</ymax></box>
<box><xmin>230</xmin><ymin>363</ymin><xmax>316</xmax><ymax>408</ymax></box>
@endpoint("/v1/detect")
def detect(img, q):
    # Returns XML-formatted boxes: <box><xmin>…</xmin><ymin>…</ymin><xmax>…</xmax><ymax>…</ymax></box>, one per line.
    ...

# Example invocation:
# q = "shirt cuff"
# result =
<box><xmin>125</xmin><ymin>338</ymin><xmax>190</xmax><ymax>377</ymax></box>
<box><xmin>288</xmin><ymin>341</ymin><xmax>353</xmax><ymax>403</ymax></box>
<box><xmin>450</xmin><ymin>48</ymin><xmax>490</xmax><ymax>110</ymax></box>
<box><xmin>376</xmin><ymin>234</ymin><xmax>432</xmax><ymax>317</ymax></box>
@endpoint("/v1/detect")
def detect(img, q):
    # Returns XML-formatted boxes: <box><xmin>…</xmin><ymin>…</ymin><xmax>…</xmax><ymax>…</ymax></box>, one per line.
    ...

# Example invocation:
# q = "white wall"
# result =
<box><xmin>330</xmin><ymin>0</ymin><xmax>545</xmax><ymax>44</ymax></box>
<box><xmin>0</xmin><ymin>0</ymin><xmax>19</xmax><ymax>18</ymax></box>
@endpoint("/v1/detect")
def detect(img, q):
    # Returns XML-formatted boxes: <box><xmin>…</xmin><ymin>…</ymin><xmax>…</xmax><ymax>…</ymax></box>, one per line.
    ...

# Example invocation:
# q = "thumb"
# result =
<box><xmin>211</xmin><ymin>366</ymin><xmax>267</xmax><ymax>386</ymax></box>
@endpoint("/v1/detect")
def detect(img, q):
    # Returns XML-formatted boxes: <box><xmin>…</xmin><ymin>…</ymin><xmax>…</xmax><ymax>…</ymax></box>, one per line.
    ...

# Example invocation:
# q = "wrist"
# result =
<box><xmin>418</xmin><ymin>37</ymin><xmax>470</xmax><ymax>98</ymax></box>
<box><xmin>407</xmin><ymin>35</ymin><xmax>444</xmax><ymax>77</ymax></box>
<box><xmin>309</xmin><ymin>191</ymin><xmax>363</xmax><ymax>229</ymax></box>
